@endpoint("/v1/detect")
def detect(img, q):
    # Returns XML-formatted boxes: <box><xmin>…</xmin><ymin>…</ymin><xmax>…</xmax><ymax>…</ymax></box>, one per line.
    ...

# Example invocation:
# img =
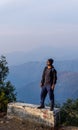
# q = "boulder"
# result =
<box><xmin>7</xmin><ymin>103</ymin><xmax>60</xmax><ymax>128</ymax></box>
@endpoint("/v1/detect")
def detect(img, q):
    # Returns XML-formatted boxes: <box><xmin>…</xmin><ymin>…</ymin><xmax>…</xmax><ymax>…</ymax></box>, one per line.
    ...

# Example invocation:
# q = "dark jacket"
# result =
<box><xmin>41</xmin><ymin>66</ymin><xmax>57</xmax><ymax>86</ymax></box>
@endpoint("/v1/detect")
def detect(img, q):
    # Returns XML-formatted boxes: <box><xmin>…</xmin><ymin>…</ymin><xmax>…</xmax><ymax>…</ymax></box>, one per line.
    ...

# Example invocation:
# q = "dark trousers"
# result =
<box><xmin>40</xmin><ymin>85</ymin><xmax>54</xmax><ymax>108</ymax></box>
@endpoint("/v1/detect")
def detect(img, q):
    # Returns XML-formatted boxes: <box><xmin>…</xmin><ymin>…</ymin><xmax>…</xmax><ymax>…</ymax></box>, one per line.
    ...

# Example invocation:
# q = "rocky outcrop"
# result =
<box><xmin>7</xmin><ymin>103</ymin><xmax>60</xmax><ymax>128</ymax></box>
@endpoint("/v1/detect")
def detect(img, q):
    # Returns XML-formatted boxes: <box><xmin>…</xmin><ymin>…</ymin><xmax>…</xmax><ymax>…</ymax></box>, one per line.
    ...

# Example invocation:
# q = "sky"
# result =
<box><xmin>0</xmin><ymin>0</ymin><xmax>78</xmax><ymax>60</ymax></box>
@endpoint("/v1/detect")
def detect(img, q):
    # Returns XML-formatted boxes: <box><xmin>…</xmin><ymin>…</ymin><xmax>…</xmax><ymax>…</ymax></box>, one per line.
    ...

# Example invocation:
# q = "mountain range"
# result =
<box><xmin>5</xmin><ymin>46</ymin><xmax>78</xmax><ymax>66</ymax></box>
<box><xmin>8</xmin><ymin>60</ymin><xmax>78</xmax><ymax>105</ymax></box>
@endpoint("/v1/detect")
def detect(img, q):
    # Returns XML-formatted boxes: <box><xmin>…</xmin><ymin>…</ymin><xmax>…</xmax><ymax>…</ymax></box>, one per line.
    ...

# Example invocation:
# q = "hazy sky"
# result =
<box><xmin>0</xmin><ymin>0</ymin><xmax>78</xmax><ymax>59</ymax></box>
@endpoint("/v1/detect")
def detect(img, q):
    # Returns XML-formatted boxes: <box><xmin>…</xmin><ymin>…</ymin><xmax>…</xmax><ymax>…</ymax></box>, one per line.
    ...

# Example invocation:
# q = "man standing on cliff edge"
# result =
<box><xmin>38</xmin><ymin>59</ymin><xmax>57</xmax><ymax>111</ymax></box>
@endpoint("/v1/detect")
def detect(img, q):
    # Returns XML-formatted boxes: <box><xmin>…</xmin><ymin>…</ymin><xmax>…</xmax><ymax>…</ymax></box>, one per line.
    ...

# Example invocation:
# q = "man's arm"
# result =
<box><xmin>41</xmin><ymin>67</ymin><xmax>46</xmax><ymax>87</ymax></box>
<box><xmin>51</xmin><ymin>69</ymin><xmax>57</xmax><ymax>90</ymax></box>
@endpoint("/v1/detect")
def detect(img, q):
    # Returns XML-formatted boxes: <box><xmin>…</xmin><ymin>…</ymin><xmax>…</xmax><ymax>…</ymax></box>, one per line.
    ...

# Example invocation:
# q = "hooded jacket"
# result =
<box><xmin>41</xmin><ymin>66</ymin><xmax>57</xmax><ymax>86</ymax></box>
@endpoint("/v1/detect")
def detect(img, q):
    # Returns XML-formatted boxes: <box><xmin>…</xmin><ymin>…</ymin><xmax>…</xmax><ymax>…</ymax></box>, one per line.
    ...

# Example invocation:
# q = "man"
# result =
<box><xmin>38</xmin><ymin>58</ymin><xmax>57</xmax><ymax>111</ymax></box>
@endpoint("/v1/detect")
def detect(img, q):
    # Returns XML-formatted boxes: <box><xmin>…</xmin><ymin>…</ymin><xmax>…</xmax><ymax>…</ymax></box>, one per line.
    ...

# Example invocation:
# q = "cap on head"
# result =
<box><xmin>48</xmin><ymin>58</ymin><xmax>54</xmax><ymax>65</ymax></box>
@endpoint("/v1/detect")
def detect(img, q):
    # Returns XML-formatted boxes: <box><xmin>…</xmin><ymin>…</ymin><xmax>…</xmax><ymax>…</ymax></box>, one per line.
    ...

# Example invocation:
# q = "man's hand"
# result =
<box><xmin>40</xmin><ymin>83</ymin><xmax>43</xmax><ymax>87</ymax></box>
<box><xmin>51</xmin><ymin>84</ymin><xmax>55</xmax><ymax>90</ymax></box>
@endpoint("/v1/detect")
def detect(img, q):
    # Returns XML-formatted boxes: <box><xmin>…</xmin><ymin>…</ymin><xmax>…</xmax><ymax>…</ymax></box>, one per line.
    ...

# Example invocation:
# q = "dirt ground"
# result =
<box><xmin>0</xmin><ymin>114</ymin><xmax>78</xmax><ymax>130</ymax></box>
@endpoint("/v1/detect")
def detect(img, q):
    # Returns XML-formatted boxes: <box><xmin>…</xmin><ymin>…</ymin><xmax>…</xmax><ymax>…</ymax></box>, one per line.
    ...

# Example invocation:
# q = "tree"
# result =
<box><xmin>0</xmin><ymin>56</ymin><xmax>16</xmax><ymax>112</ymax></box>
<box><xmin>60</xmin><ymin>99</ymin><xmax>78</xmax><ymax>126</ymax></box>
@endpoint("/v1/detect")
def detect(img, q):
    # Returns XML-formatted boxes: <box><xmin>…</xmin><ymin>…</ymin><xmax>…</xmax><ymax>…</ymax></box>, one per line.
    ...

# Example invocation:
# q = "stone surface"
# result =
<box><xmin>7</xmin><ymin>102</ymin><xmax>60</xmax><ymax>127</ymax></box>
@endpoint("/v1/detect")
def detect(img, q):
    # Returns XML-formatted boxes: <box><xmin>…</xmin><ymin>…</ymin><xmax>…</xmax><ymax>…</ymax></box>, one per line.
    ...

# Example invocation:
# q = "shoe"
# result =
<box><xmin>37</xmin><ymin>105</ymin><xmax>45</xmax><ymax>109</ymax></box>
<box><xmin>50</xmin><ymin>107</ymin><xmax>54</xmax><ymax>111</ymax></box>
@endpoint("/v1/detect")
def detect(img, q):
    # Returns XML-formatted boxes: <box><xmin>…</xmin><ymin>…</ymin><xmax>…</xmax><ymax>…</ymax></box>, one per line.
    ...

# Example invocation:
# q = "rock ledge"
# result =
<box><xmin>7</xmin><ymin>102</ymin><xmax>60</xmax><ymax>127</ymax></box>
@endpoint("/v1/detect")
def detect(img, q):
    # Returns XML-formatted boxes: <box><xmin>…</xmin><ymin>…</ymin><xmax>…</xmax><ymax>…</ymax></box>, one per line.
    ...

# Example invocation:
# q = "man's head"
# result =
<box><xmin>47</xmin><ymin>58</ymin><xmax>54</xmax><ymax>66</ymax></box>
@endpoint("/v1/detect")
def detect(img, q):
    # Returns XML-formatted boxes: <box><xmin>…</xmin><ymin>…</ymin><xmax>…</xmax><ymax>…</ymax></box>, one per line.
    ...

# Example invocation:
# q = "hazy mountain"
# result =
<box><xmin>5</xmin><ymin>46</ymin><xmax>78</xmax><ymax>66</ymax></box>
<box><xmin>8</xmin><ymin>61</ymin><xmax>78</xmax><ymax>105</ymax></box>
<box><xmin>56</xmin><ymin>72</ymin><xmax>78</xmax><ymax>103</ymax></box>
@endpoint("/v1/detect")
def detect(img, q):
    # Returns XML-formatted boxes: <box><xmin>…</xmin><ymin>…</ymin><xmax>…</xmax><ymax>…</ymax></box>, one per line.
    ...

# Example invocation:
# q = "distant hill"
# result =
<box><xmin>5</xmin><ymin>47</ymin><xmax>78</xmax><ymax>66</ymax></box>
<box><xmin>56</xmin><ymin>72</ymin><xmax>78</xmax><ymax>103</ymax></box>
<box><xmin>8</xmin><ymin>61</ymin><xmax>78</xmax><ymax>104</ymax></box>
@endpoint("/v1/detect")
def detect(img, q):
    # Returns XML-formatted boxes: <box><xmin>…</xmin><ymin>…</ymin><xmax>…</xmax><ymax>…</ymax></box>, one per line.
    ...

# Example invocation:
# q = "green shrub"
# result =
<box><xmin>60</xmin><ymin>99</ymin><xmax>78</xmax><ymax>126</ymax></box>
<box><xmin>0</xmin><ymin>56</ymin><xmax>16</xmax><ymax>112</ymax></box>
